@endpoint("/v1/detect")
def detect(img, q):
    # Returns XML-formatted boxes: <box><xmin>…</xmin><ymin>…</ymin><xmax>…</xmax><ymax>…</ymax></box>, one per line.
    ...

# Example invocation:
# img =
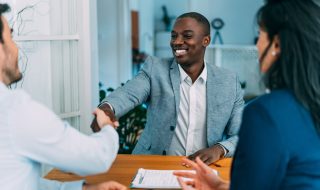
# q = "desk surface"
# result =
<box><xmin>46</xmin><ymin>154</ymin><xmax>232</xmax><ymax>187</ymax></box>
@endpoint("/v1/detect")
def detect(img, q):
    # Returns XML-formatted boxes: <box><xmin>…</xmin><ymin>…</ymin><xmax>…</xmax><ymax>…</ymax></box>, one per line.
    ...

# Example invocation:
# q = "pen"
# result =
<box><xmin>139</xmin><ymin>174</ymin><xmax>144</xmax><ymax>184</ymax></box>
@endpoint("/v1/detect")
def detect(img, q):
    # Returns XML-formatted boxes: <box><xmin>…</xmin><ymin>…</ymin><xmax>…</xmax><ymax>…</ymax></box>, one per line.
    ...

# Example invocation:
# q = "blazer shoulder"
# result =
<box><xmin>245</xmin><ymin>89</ymin><xmax>299</xmax><ymax>117</ymax></box>
<box><xmin>211</xmin><ymin>64</ymin><xmax>237</xmax><ymax>77</ymax></box>
<box><xmin>244</xmin><ymin>89</ymin><xmax>315</xmax><ymax>141</ymax></box>
<box><xmin>250</xmin><ymin>90</ymin><xmax>293</xmax><ymax>105</ymax></box>
<box><xmin>207</xmin><ymin>63</ymin><xmax>238</xmax><ymax>85</ymax></box>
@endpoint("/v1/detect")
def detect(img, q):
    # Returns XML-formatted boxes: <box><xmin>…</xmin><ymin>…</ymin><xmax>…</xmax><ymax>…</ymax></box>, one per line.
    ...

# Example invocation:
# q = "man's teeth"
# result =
<box><xmin>175</xmin><ymin>49</ymin><xmax>187</xmax><ymax>56</ymax></box>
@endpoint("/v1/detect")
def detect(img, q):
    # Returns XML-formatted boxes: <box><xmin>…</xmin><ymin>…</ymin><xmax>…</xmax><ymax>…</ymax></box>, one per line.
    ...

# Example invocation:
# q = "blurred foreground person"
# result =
<box><xmin>175</xmin><ymin>0</ymin><xmax>320</xmax><ymax>189</ymax></box>
<box><xmin>0</xmin><ymin>3</ymin><xmax>126</xmax><ymax>190</ymax></box>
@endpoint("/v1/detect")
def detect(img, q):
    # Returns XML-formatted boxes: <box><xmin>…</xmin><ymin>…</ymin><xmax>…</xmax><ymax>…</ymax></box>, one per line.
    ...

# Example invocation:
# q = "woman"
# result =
<box><xmin>174</xmin><ymin>0</ymin><xmax>320</xmax><ymax>189</ymax></box>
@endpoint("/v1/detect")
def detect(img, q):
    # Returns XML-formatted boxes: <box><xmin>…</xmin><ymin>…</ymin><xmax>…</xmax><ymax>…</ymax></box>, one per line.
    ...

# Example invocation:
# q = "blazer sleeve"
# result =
<box><xmin>230</xmin><ymin>102</ymin><xmax>288</xmax><ymax>190</ymax></box>
<box><xmin>218</xmin><ymin>76</ymin><xmax>244</xmax><ymax>157</ymax></box>
<box><xmin>103</xmin><ymin>56</ymin><xmax>154</xmax><ymax>118</ymax></box>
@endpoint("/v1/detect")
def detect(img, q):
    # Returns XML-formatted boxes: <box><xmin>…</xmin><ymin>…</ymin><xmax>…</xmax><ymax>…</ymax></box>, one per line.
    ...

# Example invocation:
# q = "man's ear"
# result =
<box><xmin>203</xmin><ymin>36</ymin><xmax>211</xmax><ymax>47</ymax></box>
<box><xmin>0</xmin><ymin>43</ymin><xmax>6</xmax><ymax>64</ymax></box>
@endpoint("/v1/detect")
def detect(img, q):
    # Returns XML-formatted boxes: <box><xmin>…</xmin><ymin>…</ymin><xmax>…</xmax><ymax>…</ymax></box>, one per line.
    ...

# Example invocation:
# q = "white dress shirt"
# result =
<box><xmin>0</xmin><ymin>82</ymin><xmax>119</xmax><ymax>190</ymax></box>
<box><xmin>168</xmin><ymin>63</ymin><xmax>208</xmax><ymax>156</ymax></box>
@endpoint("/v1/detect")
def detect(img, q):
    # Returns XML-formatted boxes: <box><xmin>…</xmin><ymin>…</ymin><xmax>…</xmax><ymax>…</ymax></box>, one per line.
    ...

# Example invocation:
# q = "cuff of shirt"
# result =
<box><xmin>60</xmin><ymin>180</ymin><xmax>85</xmax><ymax>190</ymax></box>
<box><xmin>215</xmin><ymin>143</ymin><xmax>228</xmax><ymax>158</ymax></box>
<box><xmin>98</xmin><ymin>101</ymin><xmax>115</xmax><ymax>113</ymax></box>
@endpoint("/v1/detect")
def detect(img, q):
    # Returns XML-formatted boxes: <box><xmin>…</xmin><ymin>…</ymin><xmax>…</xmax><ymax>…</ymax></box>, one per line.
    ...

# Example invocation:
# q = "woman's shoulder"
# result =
<box><xmin>245</xmin><ymin>89</ymin><xmax>313</xmax><ymax>129</ymax></box>
<box><xmin>243</xmin><ymin>89</ymin><xmax>303</xmax><ymax>126</ymax></box>
<box><xmin>247</xmin><ymin>89</ymin><xmax>296</xmax><ymax>110</ymax></box>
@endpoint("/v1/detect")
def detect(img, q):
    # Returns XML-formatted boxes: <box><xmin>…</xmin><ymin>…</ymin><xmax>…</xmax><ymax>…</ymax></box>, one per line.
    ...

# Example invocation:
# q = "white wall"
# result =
<box><xmin>7</xmin><ymin>0</ymin><xmax>53</xmax><ymax>107</ymax></box>
<box><xmin>154</xmin><ymin>0</ymin><xmax>190</xmax><ymax>31</ymax></box>
<box><xmin>97</xmin><ymin>0</ymin><xmax>132</xmax><ymax>89</ymax></box>
<box><xmin>190</xmin><ymin>0</ymin><xmax>263</xmax><ymax>45</ymax></box>
<box><xmin>130</xmin><ymin>0</ymin><xmax>139</xmax><ymax>10</ymax></box>
<box><xmin>97</xmin><ymin>0</ymin><xmax>118</xmax><ymax>89</ymax></box>
<box><xmin>8</xmin><ymin>0</ymin><xmax>99</xmax><ymax>134</ymax></box>
<box><xmin>79</xmin><ymin>0</ymin><xmax>100</xmax><ymax>134</ymax></box>
<box><xmin>138</xmin><ymin>0</ymin><xmax>154</xmax><ymax>56</ymax></box>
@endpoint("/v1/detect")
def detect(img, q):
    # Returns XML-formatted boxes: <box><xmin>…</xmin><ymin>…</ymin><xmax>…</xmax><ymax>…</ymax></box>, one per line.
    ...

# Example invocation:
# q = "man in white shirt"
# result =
<box><xmin>0</xmin><ymin>4</ymin><xmax>126</xmax><ymax>190</ymax></box>
<box><xmin>91</xmin><ymin>12</ymin><xmax>244</xmax><ymax>165</ymax></box>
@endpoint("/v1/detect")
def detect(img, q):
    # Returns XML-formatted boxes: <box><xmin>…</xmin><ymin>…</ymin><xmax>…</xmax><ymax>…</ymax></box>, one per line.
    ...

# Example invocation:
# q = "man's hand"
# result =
<box><xmin>186</xmin><ymin>145</ymin><xmax>225</xmax><ymax>165</ymax></box>
<box><xmin>91</xmin><ymin>103</ymin><xmax>117</xmax><ymax>132</ymax></box>
<box><xmin>83</xmin><ymin>181</ymin><xmax>127</xmax><ymax>190</ymax></box>
<box><xmin>92</xmin><ymin>108</ymin><xmax>119</xmax><ymax>130</ymax></box>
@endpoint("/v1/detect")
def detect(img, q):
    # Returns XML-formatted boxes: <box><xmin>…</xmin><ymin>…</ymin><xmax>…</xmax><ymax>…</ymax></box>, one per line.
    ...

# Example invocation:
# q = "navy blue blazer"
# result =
<box><xmin>231</xmin><ymin>89</ymin><xmax>320</xmax><ymax>190</ymax></box>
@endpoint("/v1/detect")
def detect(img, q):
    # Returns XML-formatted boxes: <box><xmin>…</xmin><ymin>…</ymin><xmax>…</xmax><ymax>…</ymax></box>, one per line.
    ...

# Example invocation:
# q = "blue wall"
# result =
<box><xmin>154</xmin><ymin>0</ymin><xmax>264</xmax><ymax>45</ymax></box>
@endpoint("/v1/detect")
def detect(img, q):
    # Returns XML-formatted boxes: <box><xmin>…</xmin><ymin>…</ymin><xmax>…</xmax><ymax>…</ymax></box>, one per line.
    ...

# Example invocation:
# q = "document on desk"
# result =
<box><xmin>131</xmin><ymin>168</ymin><xmax>218</xmax><ymax>189</ymax></box>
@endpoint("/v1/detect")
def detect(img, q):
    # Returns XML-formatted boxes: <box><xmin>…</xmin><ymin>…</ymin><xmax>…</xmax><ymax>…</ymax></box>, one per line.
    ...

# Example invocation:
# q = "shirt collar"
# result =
<box><xmin>178</xmin><ymin>62</ymin><xmax>207</xmax><ymax>84</ymax></box>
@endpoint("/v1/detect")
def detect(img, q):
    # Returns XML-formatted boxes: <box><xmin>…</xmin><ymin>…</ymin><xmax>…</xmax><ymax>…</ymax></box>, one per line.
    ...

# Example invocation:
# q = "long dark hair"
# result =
<box><xmin>257</xmin><ymin>0</ymin><xmax>320</xmax><ymax>130</ymax></box>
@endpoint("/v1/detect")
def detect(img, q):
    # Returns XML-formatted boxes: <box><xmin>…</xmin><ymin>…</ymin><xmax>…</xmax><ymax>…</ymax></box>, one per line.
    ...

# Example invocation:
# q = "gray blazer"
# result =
<box><xmin>105</xmin><ymin>56</ymin><xmax>244</xmax><ymax>157</ymax></box>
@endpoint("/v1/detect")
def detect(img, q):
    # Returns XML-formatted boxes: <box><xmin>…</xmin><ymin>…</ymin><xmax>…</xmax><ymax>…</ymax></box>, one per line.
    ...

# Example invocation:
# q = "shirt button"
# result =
<box><xmin>170</xmin><ymin>126</ymin><xmax>175</xmax><ymax>131</ymax></box>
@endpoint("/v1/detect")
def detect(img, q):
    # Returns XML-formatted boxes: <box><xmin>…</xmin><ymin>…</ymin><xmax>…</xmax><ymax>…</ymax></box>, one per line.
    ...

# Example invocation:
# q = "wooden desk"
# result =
<box><xmin>46</xmin><ymin>154</ymin><xmax>232</xmax><ymax>188</ymax></box>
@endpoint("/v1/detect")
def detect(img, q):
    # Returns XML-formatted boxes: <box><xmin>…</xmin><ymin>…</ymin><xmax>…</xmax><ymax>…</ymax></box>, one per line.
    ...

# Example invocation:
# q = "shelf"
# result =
<box><xmin>208</xmin><ymin>44</ymin><xmax>256</xmax><ymax>49</ymax></box>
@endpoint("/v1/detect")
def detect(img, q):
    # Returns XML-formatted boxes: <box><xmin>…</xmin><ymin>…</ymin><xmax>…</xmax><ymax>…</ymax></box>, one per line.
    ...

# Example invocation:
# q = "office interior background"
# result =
<box><xmin>6</xmin><ymin>0</ymin><xmax>264</xmax><ymax>136</ymax></box>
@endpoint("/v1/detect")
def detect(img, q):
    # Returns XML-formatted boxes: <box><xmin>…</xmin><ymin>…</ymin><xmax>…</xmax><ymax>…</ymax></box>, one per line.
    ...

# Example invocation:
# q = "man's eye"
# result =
<box><xmin>184</xmin><ymin>34</ymin><xmax>192</xmax><ymax>39</ymax></box>
<box><xmin>171</xmin><ymin>34</ymin><xmax>177</xmax><ymax>39</ymax></box>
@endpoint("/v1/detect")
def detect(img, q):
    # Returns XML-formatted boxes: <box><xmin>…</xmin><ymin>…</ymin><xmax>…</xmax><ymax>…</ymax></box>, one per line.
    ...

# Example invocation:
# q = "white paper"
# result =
<box><xmin>131</xmin><ymin>168</ymin><xmax>218</xmax><ymax>189</ymax></box>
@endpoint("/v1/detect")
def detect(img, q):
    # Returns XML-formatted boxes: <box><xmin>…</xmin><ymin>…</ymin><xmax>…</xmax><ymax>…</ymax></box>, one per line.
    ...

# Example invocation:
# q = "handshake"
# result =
<box><xmin>91</xmin><ymin>103</ymin><xmax>119</xmax><ymax>132</ymax></box>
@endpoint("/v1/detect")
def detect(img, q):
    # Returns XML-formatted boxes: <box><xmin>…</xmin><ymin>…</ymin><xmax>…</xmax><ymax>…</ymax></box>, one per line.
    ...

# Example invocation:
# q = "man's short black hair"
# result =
<box><xmin>0</xmin><ymin>4</ymin><xmax>10</xmax><ymax>43</ymax></box>
<box><xmin>177</xmin><ymin>12</ymin><xmax>210</xmax><ymax>36</ymax></box>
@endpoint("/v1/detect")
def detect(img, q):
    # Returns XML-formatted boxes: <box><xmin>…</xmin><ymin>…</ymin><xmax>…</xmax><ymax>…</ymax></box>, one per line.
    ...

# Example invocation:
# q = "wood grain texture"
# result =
<box><xmin>45</xmin><ymin>154</ymin><xmax>232</xmax><ymax>188</ymax></box>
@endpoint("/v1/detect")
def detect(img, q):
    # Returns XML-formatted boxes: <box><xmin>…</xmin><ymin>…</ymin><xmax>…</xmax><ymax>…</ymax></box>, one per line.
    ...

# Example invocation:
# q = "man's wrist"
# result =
<box><xmin>98</xmin><ymin>102</ymin><xmax>114</xmax><ymax>113</ymax></box>
<box><xmin>214</xmin><ymin>144</ymin><xmax>227</xmax><ymax>158</ymax></box>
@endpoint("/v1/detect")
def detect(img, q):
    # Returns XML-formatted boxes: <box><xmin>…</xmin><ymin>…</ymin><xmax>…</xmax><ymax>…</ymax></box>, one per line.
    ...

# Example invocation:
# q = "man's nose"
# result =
<box><xmin>172</xmin><ymin>36</ymin><xmax>184</xmax><ymax>45</ymax></box>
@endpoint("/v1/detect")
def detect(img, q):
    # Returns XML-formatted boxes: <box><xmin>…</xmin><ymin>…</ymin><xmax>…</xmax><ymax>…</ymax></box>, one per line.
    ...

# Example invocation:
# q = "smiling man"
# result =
<box><xmin>92</xmin><ymin>12</ymin><xmax>244</xmax><ymax>165</ymax></box>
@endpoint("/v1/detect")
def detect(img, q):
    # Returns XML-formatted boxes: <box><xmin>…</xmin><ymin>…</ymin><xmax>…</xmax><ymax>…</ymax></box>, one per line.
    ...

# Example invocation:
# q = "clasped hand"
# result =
<box><xmin>186</xmin><ymin>145</ymin><xmax>225</xmax><ymax>166</ymax></box>
<box><xmin>91</xmin><ymin>104</ymin><xmax>118</xmax><ymax>132</ymax></box>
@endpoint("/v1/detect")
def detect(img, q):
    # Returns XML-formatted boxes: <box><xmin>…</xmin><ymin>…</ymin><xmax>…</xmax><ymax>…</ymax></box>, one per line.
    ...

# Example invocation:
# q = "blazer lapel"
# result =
<box><xmin>206</xmin><ymin>64</ymin><xmax>223</xmax><ymax>146</ymax></box>
<box><xmin>169</xmin><ymin>59</ymin><xmax>180</xmax><ymax>116</ymax></box>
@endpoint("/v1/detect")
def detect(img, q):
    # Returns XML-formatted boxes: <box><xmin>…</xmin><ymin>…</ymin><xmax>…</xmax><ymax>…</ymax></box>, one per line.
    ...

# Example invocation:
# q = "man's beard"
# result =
<box><xmin>5</xmin><ymin>60</ymin><xmax>23</xmax><ymax>86</ymax></box>
<box><xmin>9</xmin><ymin>72</ymin><xmax>22</xmax><ymax>84</ymax></box>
